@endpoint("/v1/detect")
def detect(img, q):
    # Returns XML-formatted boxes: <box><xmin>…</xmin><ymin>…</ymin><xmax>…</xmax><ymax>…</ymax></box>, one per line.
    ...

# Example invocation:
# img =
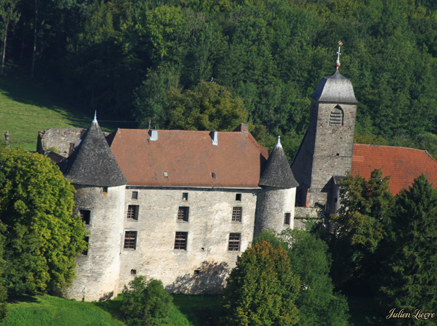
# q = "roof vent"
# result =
<box><xmin>211</xmin><ymin>172</ymin><xmax>216</xmax><ymax>179</ymax></box>
<box><xmin>149</xmin><ymin>130</ymin><xmax>158</xmax><ymax>141</ymax></box>
<box><xmin>210</xmin><ymin>131</ymin><xmax>218</xmax><ymax>146</ymax></box>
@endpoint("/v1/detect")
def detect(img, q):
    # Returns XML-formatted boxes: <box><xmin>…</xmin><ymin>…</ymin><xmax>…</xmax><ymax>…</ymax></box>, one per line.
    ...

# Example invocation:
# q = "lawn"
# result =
<box><xmin>0</xmin><ymin>74</ymin><xmax>136</xmax><ymax>152</ymax></box>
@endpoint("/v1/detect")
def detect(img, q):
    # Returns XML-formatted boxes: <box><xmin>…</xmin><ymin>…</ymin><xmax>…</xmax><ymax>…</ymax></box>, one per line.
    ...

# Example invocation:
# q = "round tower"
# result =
<box><xmin>61</xmin><ymin>114</ymin><xmax>128</xmax><ymax>301</ymax></box>
<box><xmin>255</xmin><ymin>137</ymin><xmax>299</xmax><ymax>237</ymax></box>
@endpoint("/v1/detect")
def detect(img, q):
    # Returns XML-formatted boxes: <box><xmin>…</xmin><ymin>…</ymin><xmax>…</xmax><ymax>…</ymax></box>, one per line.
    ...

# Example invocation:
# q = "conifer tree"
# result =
<box><xmin>376</xmin><ymin>174</ymin><xmax>437</xmax><ymax>317</ymax></box>
<box><xmin>222</xmin><ymin>240</ymin><xmax>300</xmax><ymax>326</ymax></box>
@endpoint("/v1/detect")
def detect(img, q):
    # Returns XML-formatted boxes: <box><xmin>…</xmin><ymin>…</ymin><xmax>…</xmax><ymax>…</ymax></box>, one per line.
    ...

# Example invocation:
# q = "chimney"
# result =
<box><xmin>149</xmin><ymin>130</ymin><xmax>158</xmax><ymax>141</ymax></box>
<box><xmin>241</xmin><ymin>123</ymin><xmax>248</xmax><ymax>136</ymax></box>
<box><xmin>210</xmin><ymin>131</ymin><xmax>218</xmax><ymax>146</ymax></box>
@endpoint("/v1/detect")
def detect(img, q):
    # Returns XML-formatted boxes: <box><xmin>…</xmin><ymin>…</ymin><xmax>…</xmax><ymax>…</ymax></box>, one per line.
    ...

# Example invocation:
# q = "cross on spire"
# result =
<box><xmin>336</xmin><ymin>41</ymin><xmax>343</xmax><ymax>70</ymax></box>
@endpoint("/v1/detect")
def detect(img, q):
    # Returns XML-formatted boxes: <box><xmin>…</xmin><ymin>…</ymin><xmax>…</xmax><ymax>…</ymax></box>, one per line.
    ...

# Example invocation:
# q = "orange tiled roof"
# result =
<box><xmin>109</xmin><ymin>129</ymin><xmax>268</xmax><ymax>187</ymax></box>
<box><xmin>352</xmin><ymin>144</ymin><xmax>437</xmax><ymax>195</ymax></box>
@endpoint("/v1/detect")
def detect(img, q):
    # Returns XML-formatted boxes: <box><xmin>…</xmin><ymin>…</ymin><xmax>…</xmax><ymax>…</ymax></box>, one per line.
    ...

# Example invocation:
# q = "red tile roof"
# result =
<box><xmin>109</xmin><ymin>129</ymin><xmax>268</xmax><ymax>187</ymax></box>
<box><xmin>352</xmin><ymin>144</ymin><xmax>437</xmax><ymax>195</ymax></box>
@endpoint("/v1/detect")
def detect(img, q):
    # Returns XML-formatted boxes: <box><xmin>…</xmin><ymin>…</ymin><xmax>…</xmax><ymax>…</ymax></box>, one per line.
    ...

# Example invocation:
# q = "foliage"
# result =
<box><xmin>255</xmin><ymin>229</ymin><xmax>350</xmax><ymax>326</ymax></box>
<box><xmin>120</xmin><ymin>276</ymin><xmax>174</xmax><ymax>326</ymax></box>
<box><xmin>330</xmin><ymin>169</ymin><xmax>393</xmax><ymax>290</ymax></box>
<box><xmin>0</xmin><ymin>147</ymin><xmax>87</xmax><ymax>296</ymax></box>
<box><xmin>222</xmin><ymin>239</ymin><xmax>300</xmax><ymax>326</ymax></box>
<box><xmin>375</xmin><ymin>175</ymin><xmax>437</xmax><ymax>319</ymax></box>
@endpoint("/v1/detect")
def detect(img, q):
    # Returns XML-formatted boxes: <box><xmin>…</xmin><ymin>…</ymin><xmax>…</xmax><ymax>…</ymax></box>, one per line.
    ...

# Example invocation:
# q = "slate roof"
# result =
<box><xmin>352</xmin><ymin>144</ymin><xmax>437</xmax><ymax>195</ymax></box>
<box><xmin>259</xmin><ymin>138</ymin><xmax>299</xmax><ymax>188</ymax></box>
<box><xmin>108</xmin><ymin>128</ymin><xmax>268</xmax><ymax>188</ymax></box>
<box><xmin>61</xmin><ymin>121</ymin><xmax>128</xmax><ymax>187</ymax></box>
<box><xmin>310</xmin><ymin>70</ymin><xmax>358</xmax><ymax>104</ymax></box>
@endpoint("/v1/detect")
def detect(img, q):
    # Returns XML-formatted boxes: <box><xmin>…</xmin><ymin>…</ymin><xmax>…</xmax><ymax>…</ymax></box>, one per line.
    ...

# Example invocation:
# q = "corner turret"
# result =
<box><xmin>255</xmin><ymin>137</ymin><xmax>298</xmax><ymax>237</ymax></box>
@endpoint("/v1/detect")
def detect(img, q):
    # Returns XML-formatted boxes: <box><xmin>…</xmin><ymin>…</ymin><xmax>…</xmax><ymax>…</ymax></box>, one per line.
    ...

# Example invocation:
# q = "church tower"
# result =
<box><xmin>255</xmin><ymin>136</ymin><xmax>299</xmax><ymax>237</ymax></box>
<box><xmin>61</xmin><ymin>113</ymin><xmax>128</xmax><ymax>301</ymax></box>
<box><xmin>291</xmin><ymin>42</ymin><xmax>358</xmax><ymax>211</ymax></box>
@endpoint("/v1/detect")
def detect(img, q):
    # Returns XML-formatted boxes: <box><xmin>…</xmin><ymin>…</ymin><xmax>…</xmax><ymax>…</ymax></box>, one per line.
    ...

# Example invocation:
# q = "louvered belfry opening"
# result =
<box><xmin>329</xmin><ymin>106</ymin><xmax>344</xmax><ymax>126</ymax></box>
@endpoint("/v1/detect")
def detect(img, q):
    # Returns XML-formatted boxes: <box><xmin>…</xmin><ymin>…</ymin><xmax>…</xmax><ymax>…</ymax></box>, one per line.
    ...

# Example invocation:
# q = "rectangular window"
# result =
<box><xmin>132</xmin><ymin>191</ymin><xmax>138</xmax><ymax>199</ymax></box>
<box><xmin>228</xmin><ymin>233</ymin><xmax>241</xmax><ymax>251</ymax></box>
<box><xmin>182</xmin><ymin>193</ymin><xmax>188</xmax><ymax>201</ymax></box>
<box><xmin>284</xmin><ymin>213</ymin><xmax>291</xmax><ymax>225</ymax></box>
<box><xmin>174</xmin><ymin>232</ymin><xmax>188</xmax><ymax>250</ymax></box>
<box><xmin>82</xmin><ymin>236</ymin><xmax>89</xmax><ymax>255</ymax></box>
<box><xmin>127</xmin><ymin>205</ymin><xmax>139</xmax><ymax>220</ymax></box>
<box><xmin>124</xmin><ymin>231</ymin><xmax>137</xmax><ymax>250</ymax></box>
<box><xmin>103</xmin><ymin>186</ymin><xmax>108</xmax><ymax>195</ymax></box>
<box><xmin>178</xmin><ymin>207</ymin><xmax>189</xmax><ymax>222</ymax></box>
<box><xmin>236</xmin><ymin>193</ymin><xmax>242</xmax><ymax>201</ymax></box>
<box><xmin>79</xmin><ymin>210</ymin><xmax>91</xmax><ymax>225</ymax></box>
<box><xmin>232</xmin><ymin>207</ymin><xmax>242</xmax><ymax>222</ymax></box>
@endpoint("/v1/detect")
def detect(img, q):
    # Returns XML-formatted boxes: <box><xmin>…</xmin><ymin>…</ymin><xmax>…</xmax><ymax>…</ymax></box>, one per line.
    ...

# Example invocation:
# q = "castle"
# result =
<box><xmin>38</xmin><ymin>52</ymin><xmax>437</xmax><ymax>301</ymax></box>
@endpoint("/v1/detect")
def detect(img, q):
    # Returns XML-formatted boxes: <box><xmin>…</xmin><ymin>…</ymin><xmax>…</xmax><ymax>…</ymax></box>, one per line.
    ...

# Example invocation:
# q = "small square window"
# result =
<box><xmin>182</xmin><ymin>193</ymin><xmax>188</xmax><ymax>201</ymax></box>
<box><xmin>131</xmin><ymin>269</ymin><xmax>137</xmax><ymax>275</ymax></box>
<box><xmin>284</xmin><ymin>213</ymin><xmax>291</xmax><ymax>225</ymax></box>
<box><xmin>79</xmin><ymin>210</ymin><xmax>91</xmax><ymax>225</ymax></box>
<box><xmin>232</xmin><ymin>207</ymin><xmax>242</xmax><ymax>222</ymax></box>
<box><xmin>82</xmin><ymin>236</ymin><xmax>89</xmax><ymax>255</ymax></box>
<box><xmin>127</xmin><ymin>205</ymin><xmax>139</xmax><ymax>220</ymax></box>
<box><xmin>124</xmin><ymin>231</ymin><xmax>137</xmax><ymax>249</ymax></box>
<box><xmin>132</xmin><ymin>191</ymin><xmax>138</xmax><ymax>199</ymax></box>
<box><xmin>178</xmin><ymin>207</ymin><xmax>189</xmax><ymax>222</ymax></box>
<box><xmin>174</xmin><ymin>232</ymin><xmax>188</xmax><ymax>250</ymax></box>
<box><xmin>228</xmin><ymin>233</ymin><xmax>241</xmax><ymax>251</ymax></box>
<box><xmin>236</xmin><ymin>194</ymin><xmax>242</xmax><ymax>201</ymax></box>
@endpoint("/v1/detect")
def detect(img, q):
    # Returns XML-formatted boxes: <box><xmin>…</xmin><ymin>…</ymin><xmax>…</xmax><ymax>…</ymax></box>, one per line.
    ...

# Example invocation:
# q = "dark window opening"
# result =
<box><xmin>182</xmin><ymin>193</ymin><xmax>188</xmax><ymax>201</ymax></box>
<box><xmin>194</xmin><ymin>269</ymin><xmax>200</xmax><ymax>276</ymax></box>
<box><xmin>211</xmin><ymin>172</ymin><xmax>216</xmax><ymax>179</ymax></box>
<box><xmin>103</xmin><ymin>186</ymin><xmax>108</xmax><ymax>195</ymax></box>
<box><xmin>131</xmin><ymin>269</ymin><xmax>137</xmax><ymax>275</ymax></box>
<box><xmin>127</xmin><ymin>205</ymin><xmax>139</xmax><ymax>220</ymax></box>
<box><xmin>174</xmin><ymin>232</ymin><xmax>188</xmax><ymax>250</ymax></box>
<box><xmin>82</xmin><ymin>236</ymin><xmax>89</xmax><ymax>255</ymax></box>
<box><xmin>232</xmin><ymin>207</ymin><xmax>242</xmax><ymax>222</ymax></box>
<box><xmin>178</xmin><ymin>207</ymin><xmax>189</xmax><ymax>222</ymax></box>
<box><xmin>228</xmin><ymin>233</ymin><xmax>241</xmax><ymax>251</ymax></box>
<box><xmin>124</xmin><ymin>231</ymin><xmax>137</xmax><ymax>249</ymax></box>
<box><xmin>284</xmin><ymin>213</ymin><xmax>291</xmax><ymax>225</ymax></box>
<box><xmin>79</xmin><ymin>210</ymin><xmax>91</xmax><ymax>225</ymax></box>
<box><xmin>236</xmin><ymin>194</ymin><xmax>242</xmax><ymax>201</ymax></box>
<box><xmin>132</xmin><ymin>191</ymin><xmax>138</xmax><ymax>199</ymax></box>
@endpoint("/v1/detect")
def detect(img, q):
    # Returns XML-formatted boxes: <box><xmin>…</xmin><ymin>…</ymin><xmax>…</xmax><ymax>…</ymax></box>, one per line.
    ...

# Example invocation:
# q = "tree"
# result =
<box><xmin>376</xmin><ymin>174</ymin><xmax>437</xmax><ymax>318</ymax></box>
<box><xmin>0</xmin><ymin>147</ymin><xmax>88</xmax><ymax>296</ymax></box>
<box><xmin>255</xmin><ymin>229</ymin><xmax>350</xmax><ymax>326</ymax></box>
<box><xmin>163</xmin><ymin>81</ymin><xmax>248</xmax><ymax>131</ymax></box>
<box><xmin>330</xmin><ymin>169</ymin><xmax>393</xmax><ymax>291</ymax></box>
<box><xmin>120</xmin><ymin>276</ymin><xmax>174</xmax><ymax>326</ymax></box>
<box><xmin>222</xmin><ymin>240</ymin><xmax>300</xmax><ymax>326</ymax></box>
<box><xmin>0</xmin><ymin>0</ymin><xmax>20</xmax><ymax>75</ymax></box>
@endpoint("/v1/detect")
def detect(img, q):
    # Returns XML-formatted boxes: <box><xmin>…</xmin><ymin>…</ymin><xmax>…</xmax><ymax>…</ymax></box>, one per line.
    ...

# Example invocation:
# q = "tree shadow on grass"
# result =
<box><xmin>8</xmin><ymin>294</ymin><xmax>38</xmax><ymax>304</ymax></box>
<box><xmin>93</xmin><ymin>297</ymin><xmax>123</xmax><ymax>321</ymax></box>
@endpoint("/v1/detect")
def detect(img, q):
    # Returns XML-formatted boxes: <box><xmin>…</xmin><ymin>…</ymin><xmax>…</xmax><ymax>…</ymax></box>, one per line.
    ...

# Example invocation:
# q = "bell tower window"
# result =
<box><xmin>329</xmin><ymin>106</ymin><xmax>343</xmax><ymax>126</ymax></box>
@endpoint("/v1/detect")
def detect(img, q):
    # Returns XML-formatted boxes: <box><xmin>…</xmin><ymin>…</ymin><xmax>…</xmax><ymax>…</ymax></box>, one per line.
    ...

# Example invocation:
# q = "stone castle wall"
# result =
<box><xmin>118</xmin><ymin>187</ymin><xmax>258</xmax><ymax>294</ymax></box>
<box><xmin>64</xmin><ymin>185</ymin><xmax>125</xmax><ymax>302</ymax></box>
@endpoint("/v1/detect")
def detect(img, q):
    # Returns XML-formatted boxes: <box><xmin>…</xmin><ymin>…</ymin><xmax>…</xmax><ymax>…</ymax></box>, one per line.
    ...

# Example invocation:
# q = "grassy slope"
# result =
<box><xmin>5</xmin><ymin>295</ymin><xmax>125</xmax><ymax>326</ymax></box>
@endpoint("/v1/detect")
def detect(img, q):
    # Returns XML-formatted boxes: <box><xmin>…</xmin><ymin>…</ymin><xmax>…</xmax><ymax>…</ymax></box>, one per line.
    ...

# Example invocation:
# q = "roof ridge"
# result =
<box><xmin>354</xmin><ymin>143</ymin><xmax>432</xmax><ymax>154</ymax></box>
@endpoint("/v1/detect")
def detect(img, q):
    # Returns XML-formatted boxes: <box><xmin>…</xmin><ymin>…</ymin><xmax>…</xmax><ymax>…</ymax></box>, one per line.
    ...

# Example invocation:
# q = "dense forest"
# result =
<box><xmin>2</xmin><ymin>0</ymin><xmax>437</xmax><ymax>159</ymax></box>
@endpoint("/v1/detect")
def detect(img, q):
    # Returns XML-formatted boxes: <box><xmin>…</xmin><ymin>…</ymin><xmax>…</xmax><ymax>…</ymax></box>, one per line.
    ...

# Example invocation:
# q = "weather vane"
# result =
<box><xmin>336</xmin><ymin>41</ymin><xmax>343</xmax><ymax>70</ymax></box>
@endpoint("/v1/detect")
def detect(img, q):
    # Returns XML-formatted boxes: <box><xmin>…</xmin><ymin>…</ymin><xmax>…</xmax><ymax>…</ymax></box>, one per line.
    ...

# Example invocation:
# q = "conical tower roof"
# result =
<box><xmin>259</xmin><ymin>137</ymin><xmax>299</xmax><ymax>188</ymax></box>
<box><xmin>61</xmin><ymin>115</ymin><xmax>128</xmax><ymax>186</ymax></box>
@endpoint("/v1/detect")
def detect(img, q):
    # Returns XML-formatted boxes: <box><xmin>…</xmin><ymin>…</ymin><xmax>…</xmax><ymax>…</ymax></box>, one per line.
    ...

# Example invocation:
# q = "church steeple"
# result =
<box><xmin>61</xmin><ymin>115</ymin><xmax>128</xmax><ymax>186</ymax></box>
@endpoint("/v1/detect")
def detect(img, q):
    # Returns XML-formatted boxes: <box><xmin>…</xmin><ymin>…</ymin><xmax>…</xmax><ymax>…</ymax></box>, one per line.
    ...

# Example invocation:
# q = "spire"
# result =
<box><xmin>336</xmin><ymin>41</ymin><xmax>343</xmax><ymax>70</ymax></box>
<box><xmin>276</xmin><ymin>136</ymin><xmax>282</xmax><ymax>148</ymax></box>
<box><xmin>259</xmin><ymin>136</ymin><xmax>298</xmax><ymax>188</ymax></box>
<box><xmin>61</xmin><ymin>117</ymin><xmax>128</xmax><ymax>187</ymax></box>
<box><xmin>93</xmin><ymin>111</ymin><xmax>97</xmax><ymax>123</ymax></box>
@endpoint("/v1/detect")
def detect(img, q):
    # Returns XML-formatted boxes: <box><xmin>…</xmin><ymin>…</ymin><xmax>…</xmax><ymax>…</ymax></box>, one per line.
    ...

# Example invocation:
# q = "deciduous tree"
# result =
<box><xmin>0</xmin><ymin>147</ymin><xmax>87</xmax><ymax>296</ymax></box>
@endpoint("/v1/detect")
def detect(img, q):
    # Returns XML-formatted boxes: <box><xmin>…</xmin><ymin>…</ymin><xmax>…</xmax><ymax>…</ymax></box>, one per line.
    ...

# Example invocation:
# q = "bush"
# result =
<box><xmin>120</xmin><ymin>276</ymin><xmax>174</xmax><ymax>326</ymax></box>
